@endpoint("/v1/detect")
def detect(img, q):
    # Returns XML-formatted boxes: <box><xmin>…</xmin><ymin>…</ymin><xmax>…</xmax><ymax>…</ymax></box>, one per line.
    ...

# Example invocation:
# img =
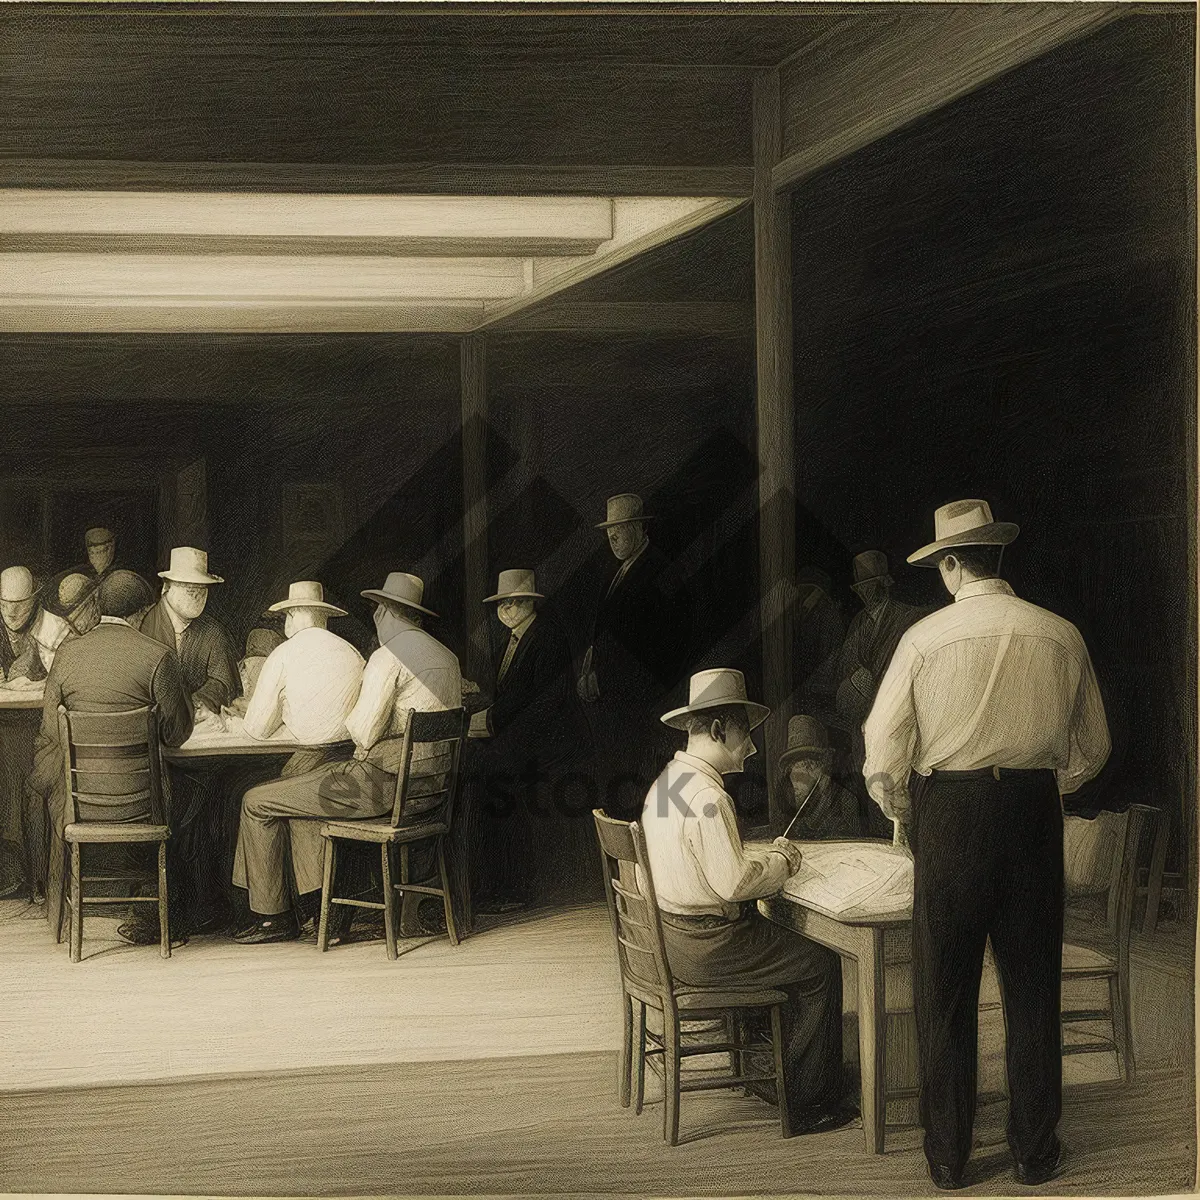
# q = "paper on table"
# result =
<box><xmin>782</xmin><ymin>841</ymin><xmax>914</xmax><ymax>918</ymax></box>
<box><xmin>181</xmin><ymin>714</ymin><xmax>295</xmax><ymax>748</ymax></box>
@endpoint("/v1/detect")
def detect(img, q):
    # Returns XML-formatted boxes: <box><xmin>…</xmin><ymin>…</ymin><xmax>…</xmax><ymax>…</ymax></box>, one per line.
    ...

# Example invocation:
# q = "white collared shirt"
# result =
<box><xmin>243</xmin><ymin>626</ymin><xmax>365</xmax><ymax>746</ymax></box>
<box><xmin>639</xmin><ymin>750</ymin><xmax>794</xmax><ymax>920</ymax></box>
<box><xmin>863</xmin><ymin>578</ymin><xmax>1111</xmax><ymax>815</ymax></box>
<box><xmin>345</xmin><ymin>618</ymin><xmax>461</xmax><ymax>773</ymax></box>
<box><xmin>99</xmin><ymin>615</ymin><xmax>131</xmax><ymax>628</ymax></box>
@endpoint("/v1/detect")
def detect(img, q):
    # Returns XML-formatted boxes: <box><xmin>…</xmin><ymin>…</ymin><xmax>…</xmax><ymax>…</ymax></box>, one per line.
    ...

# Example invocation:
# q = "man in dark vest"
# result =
<box><xmin>577</xmin><ymin>494</ymin><xmax>691</xmax><ymax>818</ymax></box>
<box><xmin>469</xmin><ymin>569</ymin><xmax>591</xmax><ymax>910</ymax></box>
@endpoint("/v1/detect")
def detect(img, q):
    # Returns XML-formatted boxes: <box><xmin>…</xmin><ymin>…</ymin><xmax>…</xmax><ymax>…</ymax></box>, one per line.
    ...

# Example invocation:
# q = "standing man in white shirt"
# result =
<box><xmin>863</xmin><ymin>500</ymin><xmax>1110</xmax><ymax>1191</ymax></box>
<box><xmin>233</xmin><ymin>573</ymin><xmax>460</xmax><ymax>944</ymax></box>
<box><xmin>640</xmin><ymin>668</ymin><xmax>853</xmax><ymax>1134</ymax></box>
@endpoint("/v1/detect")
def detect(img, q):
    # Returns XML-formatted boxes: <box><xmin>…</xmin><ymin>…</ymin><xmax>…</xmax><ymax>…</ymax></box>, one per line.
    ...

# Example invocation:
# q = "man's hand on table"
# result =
<box><xmin>772</xmin><ymin>836</ymin><xmax>804</xmax><ymax>874</ymax></box>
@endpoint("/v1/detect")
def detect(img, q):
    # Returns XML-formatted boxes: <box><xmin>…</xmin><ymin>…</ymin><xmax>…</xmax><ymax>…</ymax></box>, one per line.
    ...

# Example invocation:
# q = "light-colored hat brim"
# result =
<box><xmin>268</xmin><ymin>598</ymin><xmax>348</xmax><ymax>616</ymax></box>
<box><xmin>158</xmin><ymin>569</ymin><xmax>224</xmax><ymax>585</ymax></box>
<box><xmin>361</xmin><ymin>588</ymin><xmax>438</xmax><ymax>617</ymax></box>
<box><xmin>661</xmin><ymin>696</ymin><xmax>770</xmax><ymax>731</ymax></box>
<box><xmin>596</xmin><ymin>515</ymin><xmax>654</xmax><ymax>529</ymax></box>
<box><xmin>907</xmin><ymin>521</ymin><xmax>1019</xmax><ymax>567</ymax></box>
<box><xmin>483</xmin><ymin>589</ymin><xmax>544</xmax><ymax>603</ymax></box>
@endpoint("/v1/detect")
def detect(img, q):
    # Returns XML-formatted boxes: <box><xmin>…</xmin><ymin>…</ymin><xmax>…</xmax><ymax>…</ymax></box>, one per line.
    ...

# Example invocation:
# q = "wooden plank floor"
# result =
<box><xmin>0</xmin><ymin>1054</ymin><xmax>1192</xmax><ymax>1195</ymax></box>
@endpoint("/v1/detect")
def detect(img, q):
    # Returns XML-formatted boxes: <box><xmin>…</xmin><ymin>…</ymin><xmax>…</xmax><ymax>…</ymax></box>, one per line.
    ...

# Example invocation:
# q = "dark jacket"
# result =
<box><xmin>834</xmin><ymin>598</ymin><xmax>928</xmax><ymax>726</ymax></box>
<box><xmin>0</xmin><ymin>609</ymin><xmax>45</xmax><ymax>683</ymax></box>
<box><xmin>30</xmin><ymin>620</ymin><xmax>195</xmax><ymax>826</ymax></box>
<box><xmin>589</xmin><ymin>544</ymin><xmax>691</xmax><ymax>709</ymax></box>
<box><xmin>486</xmin><ymin>612</ymin><xmax>589</xmax><ymax>772</ymax></box>
<box><xmin>140</xmin><ymin>600</ymin><xmax>240</xmax><ymax>713</ymax></box>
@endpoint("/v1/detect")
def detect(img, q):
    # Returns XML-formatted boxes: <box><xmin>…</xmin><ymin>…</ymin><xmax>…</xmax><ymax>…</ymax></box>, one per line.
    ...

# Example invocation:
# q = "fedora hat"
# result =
<box><xmin>483</xmin><ymin>569</ymin><xmax>545</xmax><ymax>603</ymax></box>
<box><xmin>0</xmin><ymin>566</ymin><xmax>36</xmax><ymax>604</ymax></box>
<box><xmin>661</xmin><ymin>668</ymin><xmax>770</xmax><ymax>731</ymax></box>
<box><xmin>158</xmin><ymin>546</ymin><xmax>224</xmax><ymax>585</ymax></box>
<box><xmin>361</xmin><ymin>571</ymin><xmax>437</xmax><ymax>617</ymax></box>
<box><xmin>852</xmin><ymin>550</ymin><xmax>892</xmax><ymax>587</ymax></box>
<box><xmin>596</xmin><ymin>493</ymin><xmax>653</xmax><ymax>529</ymax></box>
<box><xmin>85</xmin><ymin>526</ymin><xmax>114</xmax><ymax>548</ymax></box>
<box><xmin>908</xmin><ymin>500</ymin><xmax>1019</xmax><ymax>567</ymax></box>
<box><xmin>268</xmin><ymin>580</ymin><xmax>347</xmax><ymax>617</ymax></box>
<box><xmin>778</xmin><ymin>715</ymin><xmax>832</xmax><ymax>769</ymax></box>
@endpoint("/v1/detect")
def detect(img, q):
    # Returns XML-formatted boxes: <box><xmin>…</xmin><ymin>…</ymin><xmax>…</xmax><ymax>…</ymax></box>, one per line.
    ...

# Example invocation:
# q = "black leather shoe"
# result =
<box><xmin>117</xmin><ymin>920</ymin><xmax>188</xmax><ymax>949</ymax></box>
<box><xmin>928</xmin><ymin>1164</ymin><xmax>966</xmax><ymax>1191</ymax></box>
<box><xmin>1015</xmin><ymin>1141</ymin><xmax>1062</xmax><ymax>1186</ymax></box>
<box><xmin>232</xmin><ymin>914</ymin><xmax>299</xmax><ymax>944</ymax></box>
<box><xmin>188</xmin><ymin>913</ymin><xmax>233</xmax><ymax>937</ymax></box>
<box><xmin>791</xmin><ymin>1104</ymin><xmax>859</xmax><ymax>1136</ymax></box>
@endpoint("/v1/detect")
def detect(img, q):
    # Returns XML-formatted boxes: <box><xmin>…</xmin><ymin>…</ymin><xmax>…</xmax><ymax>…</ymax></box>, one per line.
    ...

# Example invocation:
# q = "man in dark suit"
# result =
<box><xmin>28</xmin><ymin>570</ymin><xmax>193</xmax><ymax>940</ymax></box>
<box><xmin>139</xmin><ymin>546</ymin><xmax>239</xmax><ymax>935</ymax></box>
<box><xmin>577</xmin><ymin>494</ymin><xmax>691</xmax><ymax>818</ymax></box>
<box><xmin>469</xmin><ymin>570</ymin><xmax>591</xmax><ymax>909</ymax></box>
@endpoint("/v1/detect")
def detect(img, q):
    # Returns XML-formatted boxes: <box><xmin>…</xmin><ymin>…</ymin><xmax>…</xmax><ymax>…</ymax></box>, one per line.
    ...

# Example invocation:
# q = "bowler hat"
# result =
<box><xmin>660</xmin><ymin>668</ymin><xmax>770</xmax><ymax>731</ymax></box>
<box><xmin>268</xmin><ymin>580</ymin><xmax>347</xmax><ymax>617</ymax></box>
<box><xmin>852</xmin><ymin>551</ymin><xmax>892</xmax><ymax>587</ymax></box>
<box><xmin>596</xmin><ymin>493</ymin><xmax>653</xmax><ymax>529</ymax></box>
<box><xmin>908</xmin><ymin>500</ymin><xmax>1019</xmax><ymax>567</ymax></box>
<box><xmin>98</xmin><ymin>570</ymin><xmax>154</xmax><ymax>619</ymax></box>
<box><xmin>0</xmin><ymin>566</ymin><xmax>36</xmax><ymax>604</ymax></box>
<box><xmin>43</xmin><ymin>570</ymin><xmax>99</xmax><ymax>619</ymax></box>
<box><xmin>361</xmin><ymin>572</ymin><xmax>437</xmax><ymax>617</ymax></box>
<box><xmin>484</xmin><ymin>569</ymin><xmax>544</xmax><ymax>603</ymax></box>
<box><xmin>778</xmin><ymin>715</ymin><xmax>832</xmax><ymax>769</ymax></box>
<box><xmin>159</xmin><ymin>546</ymin><xmax>224</xmax><ymax>585</ymax></box>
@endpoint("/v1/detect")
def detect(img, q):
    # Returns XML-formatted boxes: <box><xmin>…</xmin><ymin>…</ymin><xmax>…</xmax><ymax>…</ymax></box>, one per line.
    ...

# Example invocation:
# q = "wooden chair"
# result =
<box><xmin>317</xmin><ymin>707</ymin><xmax>467</xmax><ymax>960</ymax></box>
<box><xmin>593</xmin><ymin>810</ymin><xmax>793</xmax><ymax>1145</ymax></box>
<box><xmin>56</xmin><ymin>704</ymin><xmax>172</xmax><ymax>963</ymax></box>
<box><xmin>1061</xmin><ymin>803</ymin><xmax>1158</xmax><ymax>1082</ymax></box>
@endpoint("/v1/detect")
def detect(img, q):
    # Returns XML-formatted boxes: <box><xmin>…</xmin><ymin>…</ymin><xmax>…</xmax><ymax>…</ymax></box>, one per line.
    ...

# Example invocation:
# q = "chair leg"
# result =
<box><xmin>381</xmin><ymin>843</ymin><xmax>398</xmax><ymax>961</ymax></box>
<box><xmin>1110</xmin><ymin>972</ymin><xmax>1135</xmax><ymax>1082</ymax></box>
<box><xmin>317</xmin><ymin>836</ymin><xmax>335</xmax><ymax>952</ymax></box>
<box><xmin>157</xmin><ymin>841</ymin><xmax>170</xmax><ymax>959</ymax></box>
<box><xmin>726</xmin><ymin>1010</ymin><xmax>744</xmax><ymax>1084</ymax></box>
<box><xmin>635</xmin><ymin>1002</ymin><xmax>648</xmax><ymax>1115</ymax></box>
<box><xmin>69</xmin><ymin>842</ymin><xmax>82</xmax><ymax>963</ymax></box>
<box><xmin>663</xmin><ymin>1011</ymin><xmax>681</xmax><ymax>1146</ymax></box>
<box><xmin>437</xmin><ymin>841</ymin><xmax>460</xmax><ymax>947</ymax></box>
<box><xmin>55</xmin><ymin>840</ymin><xmax>69</xmax><ymax>945</ymax></box>
<box><xmin>770</xmin><ymin>1004</ymin><xmax>793</xmax><ymax>1138</ymax></box>
<box><xmin>619</xmin><ymin>992</ymin><xmax>633</xmax><ymax>1107</ymax></box>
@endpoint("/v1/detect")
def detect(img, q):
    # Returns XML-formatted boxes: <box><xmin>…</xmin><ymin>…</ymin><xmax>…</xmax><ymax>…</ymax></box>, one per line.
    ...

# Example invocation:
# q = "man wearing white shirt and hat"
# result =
<box><xmin>640</xmin><ymin>668</ymin><xmax>852</xmax><ymax>1134</ymax></box>
<box><xmin>233</xmin><ymin>572</ymin><xmax>461</xmax><ymax>944</ymax></box>
<box><xmin>863</xmin><ymin>500</ymin><xmax>1110</xmax><ymax>1190</ymax></box>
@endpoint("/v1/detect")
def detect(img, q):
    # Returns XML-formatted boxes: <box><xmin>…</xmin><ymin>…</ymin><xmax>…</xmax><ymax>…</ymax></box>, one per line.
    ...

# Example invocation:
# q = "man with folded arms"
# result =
<box><xmin>233</xmin><ymin>573</ymin><xmax>460</xmax><ymax>944</ymax></box>
<box><xmin>864</xmin><ymin>500</ymin><xmax>1110</xmax><ymax>1190</ymax></box>
<box><xmin>640</xmin><ymin>668</ymin><xmax>853</xmax><ymax>1135</ymax></box>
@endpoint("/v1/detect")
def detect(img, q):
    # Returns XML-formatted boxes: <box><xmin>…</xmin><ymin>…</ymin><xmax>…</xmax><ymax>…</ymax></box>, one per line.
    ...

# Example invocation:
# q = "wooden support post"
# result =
<box><xmin>753</xmin><ymin>69</ymin><xmax>796</xmax><ymax>832</ymax></box>
<box><xmin>460</xmin><ymin>334</ymin><xmax>491</xmax><ymax>684</ymax></box>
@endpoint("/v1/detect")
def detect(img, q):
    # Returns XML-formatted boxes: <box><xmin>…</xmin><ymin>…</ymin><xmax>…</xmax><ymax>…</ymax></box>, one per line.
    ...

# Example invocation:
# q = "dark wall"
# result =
<box><xmin>790</xmin><ymin>15</ymin><xmax>1196</xmax><ymax>861</ymax></box>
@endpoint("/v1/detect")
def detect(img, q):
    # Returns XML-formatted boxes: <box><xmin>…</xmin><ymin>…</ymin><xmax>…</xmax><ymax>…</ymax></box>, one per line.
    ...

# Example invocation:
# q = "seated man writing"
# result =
<box><xmin>232</xmin><ymin>572</ymin><xmax>460</xmax><ymax>944</ymax></box>
<box><xmin>640</xmin><ymin>668</ymin><xmax>854</xmax><ymax>1134</ymax></box>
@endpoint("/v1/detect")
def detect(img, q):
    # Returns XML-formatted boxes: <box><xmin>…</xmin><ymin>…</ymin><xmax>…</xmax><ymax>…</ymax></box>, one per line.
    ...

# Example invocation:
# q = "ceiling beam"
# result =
<box><xmin>774</xmin><ymin>5</ymin><xmax>1124</xmax><ymax>192</ymax></box>
<box><xmin>0</xmin><ymin>191</ymin><xmax>615</xmax><ymax>257</ymax></box>
<box><xmin>0</xmin><ymin>161</ymin><xmax>755</xmax><ymax>199</ymax></box>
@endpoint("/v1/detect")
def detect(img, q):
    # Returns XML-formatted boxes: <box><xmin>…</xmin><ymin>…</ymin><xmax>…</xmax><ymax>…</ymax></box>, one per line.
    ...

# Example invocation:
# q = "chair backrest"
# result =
<box><xmin>1064</xmin><ymin>804</ymin><xmax>1157</xmax><ymax>963</ymax></box>
<box><xmin>58</xmin><ymin>704</ymin><xmax>167</xmax><ymax>825</ymax></box>
<box><xmin>388</xmin><ymin>706</ymin><xmax>468</xmax><ymax>829</ymax></box>
<box><xmin>592</xmin><ymin>809</ymin><xmax>674</xmax><ymax>1007</ymax></box>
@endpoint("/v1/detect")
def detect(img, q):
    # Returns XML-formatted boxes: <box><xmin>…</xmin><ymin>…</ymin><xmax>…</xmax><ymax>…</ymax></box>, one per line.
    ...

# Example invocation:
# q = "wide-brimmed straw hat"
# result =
<box><xmin>661</xmin><ymin>668</ymin><xmax>770</xmax><ymax>731</ymax></box>
<box><xmin>158</xmin><ymin>546</ymin><xmax>224</xmax><ymax>585</ymax></box>
<box><xmin>596</xmin><ymin>493</ymin><xmax>653</xmax><ymax>529</ymax></box>
<box><xmin>361</xmin><ymin>572</ymin><xmax>437</xmax><ymax>617</ymax></box>
<box><xmin>908</xmin><ymin>500</ymin><xmax>1019</xmax><ymax>567</ymax></box>
<box><xmin>268</xmin><ymin>580</ymin><xmax>347</xmax><ymax>617</ymax></box>
<box><xmin>483</xmin><ymin>569</ymin><xmax>544</xmax><ymax>603</ymax></box>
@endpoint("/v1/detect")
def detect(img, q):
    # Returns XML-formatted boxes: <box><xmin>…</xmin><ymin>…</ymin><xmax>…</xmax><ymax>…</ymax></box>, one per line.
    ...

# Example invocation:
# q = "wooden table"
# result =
<box><xmin>163</xmin><ymin>717</ymin><xmax>346</xmax><ymax>760</ymax></box>
<box><xmin>756</xmin><ymin>839</ymin><xmax>914</xmax><ymax>1155</ymax></box>
<box><xmin>0</xmin><ymin>688</ymin><xmax>44</xmax><ymax>711</ymax></box>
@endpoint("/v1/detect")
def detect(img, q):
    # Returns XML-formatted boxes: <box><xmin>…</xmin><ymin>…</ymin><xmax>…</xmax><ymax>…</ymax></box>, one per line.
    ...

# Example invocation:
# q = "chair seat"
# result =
<box><xmin>674</xmin><ymin>986</ymin><xmax>790</xmax><ymax>1011</ymax></box>
<box><xmin>320</xmin><ymin>818</ymin><xmax>447</xmax><ymax>844</ymax></box>
<box><xmin>64</xmin><ymin>822</ymin><xmax>169</xmax><ymax>844</ymax></box>
<box><xmin>1062</xmin><ymin>941</ymin><xmax>1117</xmax><ymax>975</ymax></box>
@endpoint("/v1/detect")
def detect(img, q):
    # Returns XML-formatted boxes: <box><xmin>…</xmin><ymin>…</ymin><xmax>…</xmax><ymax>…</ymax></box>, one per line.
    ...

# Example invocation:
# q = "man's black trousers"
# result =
<box><xmin>911</xmin><ymin>768</ymin><xmax>1063</xmax><ymax>1176</ymax></box>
